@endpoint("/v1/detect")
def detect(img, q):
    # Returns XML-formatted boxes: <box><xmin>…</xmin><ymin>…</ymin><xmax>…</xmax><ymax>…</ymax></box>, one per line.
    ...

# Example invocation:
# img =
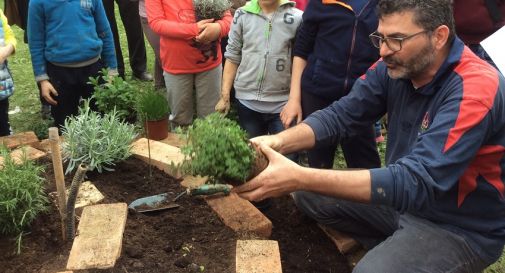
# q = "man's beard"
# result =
<box><xmin>384</xmin><ymin>41</ymin><xmax>436</xmax><ymax>80</ymax></box>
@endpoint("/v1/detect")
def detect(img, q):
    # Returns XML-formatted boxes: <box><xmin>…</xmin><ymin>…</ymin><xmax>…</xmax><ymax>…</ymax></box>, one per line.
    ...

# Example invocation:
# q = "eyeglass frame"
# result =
<box><xmin>369</xmin><ymin>30</ymin><xmax>431</xmax><ymax>52</ymax></box>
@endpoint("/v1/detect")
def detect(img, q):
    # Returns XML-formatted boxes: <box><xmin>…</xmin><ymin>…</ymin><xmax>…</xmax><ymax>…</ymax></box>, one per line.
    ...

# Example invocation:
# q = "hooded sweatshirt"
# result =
<box><xmin>225</xmin><ymin>0</ymin><xmax>303</xmax><ymax>102</ymax></box>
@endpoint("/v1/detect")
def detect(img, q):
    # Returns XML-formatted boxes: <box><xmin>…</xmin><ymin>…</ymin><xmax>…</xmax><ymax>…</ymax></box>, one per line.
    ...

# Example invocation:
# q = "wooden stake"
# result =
<box><xmin>49</xmin><ymin>127</ymin><xmax>67</xmax><ymax>241</ymax></box>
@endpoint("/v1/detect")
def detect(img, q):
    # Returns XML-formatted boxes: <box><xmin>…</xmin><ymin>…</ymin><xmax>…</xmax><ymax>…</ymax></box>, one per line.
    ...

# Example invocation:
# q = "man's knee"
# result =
<box><xmin>293</xmin><ymin>191</ymin><xmax>342</xmax><ymax>223</ymax></box>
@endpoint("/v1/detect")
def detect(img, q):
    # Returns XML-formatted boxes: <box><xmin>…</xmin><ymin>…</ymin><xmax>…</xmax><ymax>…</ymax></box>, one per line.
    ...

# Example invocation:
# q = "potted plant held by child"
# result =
<box><xmin>178</xmin><ymin>113</ymin><xmax>268</xmax><ymax>186</ymax></box>
<box><xmin>137</xmin><ymin>88</ymin><xmax>170</xmax><ymax>141</ymax></box>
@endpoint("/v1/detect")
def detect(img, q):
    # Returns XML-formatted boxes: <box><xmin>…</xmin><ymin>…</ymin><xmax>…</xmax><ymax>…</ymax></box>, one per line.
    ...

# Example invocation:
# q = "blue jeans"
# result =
<box><xmin>237</xmin><ymin>100</ymin><xmax>298</xmax><ymax>162</ymax></box>
<box><xmin>293</xmin><ymin>191</ymin><xmax>489</xmax><ymax>273</ymax></box>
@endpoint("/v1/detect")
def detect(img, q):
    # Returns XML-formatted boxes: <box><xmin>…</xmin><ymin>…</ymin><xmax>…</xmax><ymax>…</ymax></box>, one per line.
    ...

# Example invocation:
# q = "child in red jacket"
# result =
<box><xmin>147</xmin><ymin>0</ymin><xmax>232</xmax><ymax>127</ymax></box>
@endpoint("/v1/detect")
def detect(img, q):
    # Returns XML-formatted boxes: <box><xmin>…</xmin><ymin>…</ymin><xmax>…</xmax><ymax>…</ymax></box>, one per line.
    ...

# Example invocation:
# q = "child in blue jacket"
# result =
<box><xmin>28</xmin><ymin>0</ymin><xmax>117</xmax><ymax>130</ymax></box>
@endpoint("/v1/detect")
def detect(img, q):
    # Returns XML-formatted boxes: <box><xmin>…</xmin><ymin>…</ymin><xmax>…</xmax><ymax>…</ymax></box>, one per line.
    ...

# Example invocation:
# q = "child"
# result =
<box><xmin>28</xmin><ymin>0</ymin><xmax>117</xmax><ymax>130</ymax></box>
<box><xmin>216</xmin><ymin>0</ymin><xmax>302</xmax><ymax>149</ymax></box>
<box><xmin>147</xmin><ymin>0</ymin><xmax>232</xmax><ymax>127</ymax></box>
<box><xmin>0</xmin><ymin>9</ymin><xmax>16</xmax><ymax>136</ymax></box>
<box><xmin>280</xmin><ymin>0</ymin><xmax>381</xmax><ymax>169</ymax></box>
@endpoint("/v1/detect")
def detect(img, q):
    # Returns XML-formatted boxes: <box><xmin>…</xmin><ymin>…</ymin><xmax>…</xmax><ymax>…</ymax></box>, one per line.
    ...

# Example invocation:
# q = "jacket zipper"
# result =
<box><xmin>257</xmin><ymin>13</ymin><xmax>276</xmax><ymax>99</ymax></box>
<box><xmin>343</xmin><ymin>0</ymin><xmax>373</xmax><ymax>93</ymax></box>
<box><xmin>343</xmin><ymin>19</ymin><xmax>358</xmax><ymax>93</ymax></box>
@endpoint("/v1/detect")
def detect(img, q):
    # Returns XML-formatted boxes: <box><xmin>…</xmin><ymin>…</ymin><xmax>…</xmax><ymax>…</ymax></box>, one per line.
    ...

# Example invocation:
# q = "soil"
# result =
<box><xmin>0</xmin><ymin>157</ymin><xmax>351</xmax><ymax>273</ymax></box>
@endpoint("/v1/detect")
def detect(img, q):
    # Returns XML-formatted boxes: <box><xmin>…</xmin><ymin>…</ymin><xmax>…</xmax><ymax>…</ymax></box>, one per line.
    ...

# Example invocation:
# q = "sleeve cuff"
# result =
<box><xmin>369</xmin><ymin>167</ymin><xmax>395</xmax><ymax>206</ymax></box>
<box><xmin>35</xmin><ymin>74</ymin><xmax>50</xmax><ymax>82</ymax></box>
<box><xmin>303</xmin><ymin>114</ymin><xmax>326</xmax><ymax>142</ymax></box>
<box><xmin>224</xmin><ymin>53</ymin><xmax>241</xmax><ymax>64</ymax></box>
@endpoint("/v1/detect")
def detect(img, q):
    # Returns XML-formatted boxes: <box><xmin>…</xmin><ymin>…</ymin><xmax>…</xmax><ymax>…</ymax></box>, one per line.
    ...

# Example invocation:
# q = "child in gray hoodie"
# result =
<box><xmin>216</xmin><ymin>0</ymin><xmax>302</xmax><ymax>144</ymax></box>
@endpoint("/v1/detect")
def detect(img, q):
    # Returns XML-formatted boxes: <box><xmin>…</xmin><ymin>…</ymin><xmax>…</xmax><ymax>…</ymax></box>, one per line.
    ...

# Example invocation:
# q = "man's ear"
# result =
<box><xmin>433</xmin><ymin>25</ymin><xmax>450</xmax><ymax>50</ymax></box>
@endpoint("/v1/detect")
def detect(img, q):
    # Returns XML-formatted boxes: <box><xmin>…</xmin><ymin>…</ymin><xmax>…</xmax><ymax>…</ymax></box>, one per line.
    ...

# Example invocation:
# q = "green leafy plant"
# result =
<box><xmin>178</xmin><ymin>113</ymin><xmax>266</xmax><ymax>184</ymax></box>
<box><xmin>89</xmin><ymin>68</ymin><xmax>137</xmax><ymax>122</ymax></box>
<box><xmin>193</xmin><ymin>0</ymin><xmax>232</xmax><ymax>20</ymax></box>
<box><xmin>61</xmin><ymin>100</ymin><xmax>137</xmax><ymax>175</ymax></box>
<box><xmin>0</xmin><ymin>146</ymin><xmax>48</xmax><ymax>254</ymax></box>
<box><xmin>32</xmin><ymin>117</ymin><xmax>53</xmax><ymax>139</ymax></box>
<box><xmin>136</xmin><ymin>88</ymin><xmax>170</xmax><ymax>121</ymax></box>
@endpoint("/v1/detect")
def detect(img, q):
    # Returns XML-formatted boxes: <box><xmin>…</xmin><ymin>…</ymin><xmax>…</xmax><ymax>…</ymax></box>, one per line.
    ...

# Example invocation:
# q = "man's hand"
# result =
<box><xmin>250</xmin><ymin>134</ymin><xmax>283</xmax><ymax>152</ymax></box>
<box><xmin>40</xmin><ymin>80</ymin><xmax>58</xmax><ymax>105</ymax></box>
<box><xmin>233</xmin><ymin>143</ymin><xmax>303</xmax><ymax>201</ymax></box>
<box><xmin>195</xmin><ymin>22</ymin><xmax>222</xmax><ymax>44</ymax></box>
<box><xmin>280</xmin><ymin>99</ymin><xmax>303</xmax><ymax>129</ymax></box>
<box><xmin>215</xmin><ymin>97</ymin><xmax>230</xmax><ymax>114</ymax></box>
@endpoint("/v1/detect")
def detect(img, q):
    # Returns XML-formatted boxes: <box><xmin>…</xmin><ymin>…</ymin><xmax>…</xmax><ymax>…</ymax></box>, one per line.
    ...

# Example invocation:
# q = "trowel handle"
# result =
<box><xmin>188</xmin><ymin>184</ymin><xmax>231</xmax><ymax>196</ymax></box>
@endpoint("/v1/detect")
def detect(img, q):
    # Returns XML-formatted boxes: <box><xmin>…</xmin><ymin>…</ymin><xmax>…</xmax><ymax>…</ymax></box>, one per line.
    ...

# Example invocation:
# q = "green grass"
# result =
<box><xmin>1</xmin><ymin>0</ymin><xmax>504</xmax><ymax>270</ymax></box>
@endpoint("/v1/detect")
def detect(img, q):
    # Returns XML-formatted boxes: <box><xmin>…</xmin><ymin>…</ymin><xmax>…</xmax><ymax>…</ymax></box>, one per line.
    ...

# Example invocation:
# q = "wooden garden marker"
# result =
<box><xmin>49</xmin><ymin>127</ymin><xmax>67</xmax><ymax>241</ymax></box>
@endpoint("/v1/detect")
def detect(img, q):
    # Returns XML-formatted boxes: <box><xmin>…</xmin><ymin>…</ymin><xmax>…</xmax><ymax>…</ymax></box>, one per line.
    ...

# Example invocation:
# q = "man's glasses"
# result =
<box><xmin>369</xmin><ymin>30</ymin><xmax>430</xmax><ymax>52</ymax></box>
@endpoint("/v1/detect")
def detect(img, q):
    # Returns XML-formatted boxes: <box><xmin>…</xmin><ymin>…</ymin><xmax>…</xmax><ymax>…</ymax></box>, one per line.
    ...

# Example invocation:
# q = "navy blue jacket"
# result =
<box><xmin>294</xmin><ymin>0</ymin><xmax>378</xmax><ymax>100</ymax></box>
<box><xmin>305</xmin><ymin>38</ymin><xmax>505</xmax><ymax>263</ymax></box>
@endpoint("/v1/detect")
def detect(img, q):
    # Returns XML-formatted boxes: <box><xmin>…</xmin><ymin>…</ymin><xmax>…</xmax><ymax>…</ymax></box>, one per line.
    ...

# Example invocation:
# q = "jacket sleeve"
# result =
<box><xmin>303</xmin><ymin>61</ymin><xmax>387</xmax><ymax>145</ymax></box>
<box><xmin>93</xmin><ymin>0</ymin><xmax>117</xmax><ymax>71</ymax></box>
<box><xmin>27</xmin><ymin>0</ymin><xmax>48</xmax><ymax>81</ymax></box>
<box><xmin>0</xmin><ymin>11</ymin><xmax>17</xmax><ymax>52</ymax></box>
<box><xmin>293</xmin><ymin>0</ymin><xmax>319</xmax><ymax>59</ymax></box>
<box><xmin>146</xmin><ymin>0</ymin><xmax>199</xmax><ymax>40</ymax></box>
<box><xmin>369</xmin><ymin>79</ymin><xmax>501</xmax><ymax>213</ymax></box>
<box><xmin>223</xmin><ymin>9</ymin><xmax>243</xmax><ymax>64</ymax></box>
<box><xmin>216</xmin><ymin>10</ymin><xmax>232</xmax><ymax>39</ymax></box>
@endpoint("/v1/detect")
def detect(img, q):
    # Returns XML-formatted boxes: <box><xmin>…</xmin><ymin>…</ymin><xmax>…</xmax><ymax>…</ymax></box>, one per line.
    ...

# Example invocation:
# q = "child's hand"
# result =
<box><xmin>196</xmin><ymin>18</ymin><xmax>215</xmax><ymax>33</ymax></box>
<box><xmin>215</xmin><ymin>97</ymin><xmax>230</xmax><ymax>115</ymax></box>
<box><xmin>0</xmin><ymin>44</ymin><xmax>14</xmax><ymax>64</ymax></box>
<box><xmin>195</xmin><ymin>23</ymin><xmax>221</xmax><ymax>44</ymax></box>
<box><xmin>40</xmin><ymin>80</ymin><xmax>59</xmax><ymax>105</ymax></box>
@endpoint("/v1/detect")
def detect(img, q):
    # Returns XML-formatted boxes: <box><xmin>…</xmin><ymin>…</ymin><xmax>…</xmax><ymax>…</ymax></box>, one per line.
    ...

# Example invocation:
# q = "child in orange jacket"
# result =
<box><xmin>147</xmin><ymin>0</ymin><xmax>232</xmax><ymax>127</ymax></box>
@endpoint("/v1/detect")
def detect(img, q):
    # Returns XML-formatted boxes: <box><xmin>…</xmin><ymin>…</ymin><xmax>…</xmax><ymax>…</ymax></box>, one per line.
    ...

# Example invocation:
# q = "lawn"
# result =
<box><xmin>1</xmin><ymin>0</ymin><xmax>504</xmax><ymax>271</ymax></box>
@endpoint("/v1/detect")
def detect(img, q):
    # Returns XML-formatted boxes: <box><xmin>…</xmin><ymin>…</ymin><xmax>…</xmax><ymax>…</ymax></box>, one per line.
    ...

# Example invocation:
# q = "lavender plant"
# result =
<box><xmin>61</xmin><ymin>100</ymin><xmax>137</xmax><ymax>175</ymax></box>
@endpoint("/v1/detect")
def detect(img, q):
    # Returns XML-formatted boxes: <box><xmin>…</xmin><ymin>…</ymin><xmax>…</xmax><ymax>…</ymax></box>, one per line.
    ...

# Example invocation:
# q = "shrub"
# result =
<box><xmin>178</xmin><ymin>113</ymin><xmax>258</xmax><ymax>184</ymax></box>
<box><xmin>61</xmin><ymin>100</ymin><xmax>137</xmax><ymax>174</ymax></box>
<box><xmin>89</xmin><ymin>69</ymin><xmax>137</xmax><ymax>122</ymax></box>
<box><xmin>136</xmin><ymin>88</ymin><xmax>170</xmax><ymax>121</ymax></box>
<box><xmin>0</xmin><ymin>146</ymin><xmax>48</xmax><ymax>253</ymax></box>
<box><xmin>193</xmin><ymin>0</ymin><xmax>232</xmax><ymax>20</ymax></box>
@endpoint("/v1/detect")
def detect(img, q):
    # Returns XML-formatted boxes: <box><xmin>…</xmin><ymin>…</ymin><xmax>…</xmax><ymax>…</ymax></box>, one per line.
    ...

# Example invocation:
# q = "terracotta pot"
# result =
<box><xmin>144</xmin><ymin>118</ymin><xmax>169</xmax><ymax>140</ymax></box>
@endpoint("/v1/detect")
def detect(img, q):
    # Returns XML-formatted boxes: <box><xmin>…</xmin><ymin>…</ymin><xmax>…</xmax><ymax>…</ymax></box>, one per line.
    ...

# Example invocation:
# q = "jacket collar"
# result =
<box><xmin>243</xmin><ymin>0</ymin><xmax>295</xmax><ymax>14</ymax></box>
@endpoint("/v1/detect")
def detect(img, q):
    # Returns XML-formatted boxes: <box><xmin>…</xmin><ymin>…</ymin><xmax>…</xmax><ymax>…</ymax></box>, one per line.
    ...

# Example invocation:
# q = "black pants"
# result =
<box><xmin>301</xmin><ymin>91</ymin><xmax>381</xmax><ymax>169</ymax></box>
<box><xmin>46</xmin><ymin>61</ymin><xmax>104</xmax><ymax>130</ymax></box>
<box><xmin>0</xmin><ymin>98</ymin><xmax>10</xmax><ymax>136</ymax></box>
<box><xmin>102</xmin><ymin>0</ymin><xmax>147</xmax><ymax>78</ymax></box>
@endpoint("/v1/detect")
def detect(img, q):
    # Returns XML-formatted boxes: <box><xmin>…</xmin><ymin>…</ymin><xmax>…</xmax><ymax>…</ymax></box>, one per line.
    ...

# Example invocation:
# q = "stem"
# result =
<box><xmin>66</xmin><ymin>164</ymin><xmax>88</xmax><ymax>240</ymax></box>
<box><xmin>145</xmin><ymin>113</ymin><xmax>152</xmax><ymax>179</ymax></box>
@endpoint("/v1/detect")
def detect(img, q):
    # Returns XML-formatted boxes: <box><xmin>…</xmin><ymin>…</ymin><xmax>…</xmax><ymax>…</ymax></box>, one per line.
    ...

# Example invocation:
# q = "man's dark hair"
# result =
<box><xmin>377</xmin><ymin>0</ymin><xmax>456</xmax><ymax>43</ymax></box>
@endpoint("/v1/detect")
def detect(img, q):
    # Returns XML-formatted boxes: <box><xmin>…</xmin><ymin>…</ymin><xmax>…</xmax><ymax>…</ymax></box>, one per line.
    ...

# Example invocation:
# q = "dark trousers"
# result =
<box><xmin>140</xmin><ymin>16</ymin><xmax>164</xmax><ymax>88</ymax></box>
<box><xmin>103</xmin><ymin>0</ymin><xmax>147</xmax><ymax>78</ymax></box>
<box><xmin>46</xmin><ymin>61</ymin><xmax>104</xmax><ymax>130</ymax></box>
<box><xmin>301</xmin><ymin>90</ymin><xmax>380</xmax><ymax>169</ymax></box>
<box><xmin>237</xmin><ymin>100</ymin><xmax>298</xmax><ymax>162</ymax></box>
<box><xmin>0</xmin><ymin>98</ymin><xmax>10</xmax><ymax>136</ymax></box>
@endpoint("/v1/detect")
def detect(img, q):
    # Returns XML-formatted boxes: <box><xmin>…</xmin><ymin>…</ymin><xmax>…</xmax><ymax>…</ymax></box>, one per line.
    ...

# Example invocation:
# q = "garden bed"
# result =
<box><xmin>0</xmin><ymin>157</ymin><xmax>350</xmax><ymax>273</ymax></box>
